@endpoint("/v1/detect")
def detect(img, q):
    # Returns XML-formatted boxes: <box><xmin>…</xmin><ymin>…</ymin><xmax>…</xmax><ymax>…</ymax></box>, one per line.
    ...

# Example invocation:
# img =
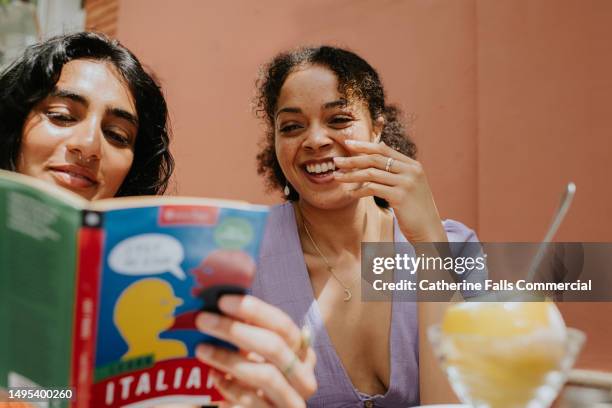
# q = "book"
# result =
<box><xmin>0</xmin><ymin>169</ymin><xmax>270</xmax><ymax>407</ymax></box>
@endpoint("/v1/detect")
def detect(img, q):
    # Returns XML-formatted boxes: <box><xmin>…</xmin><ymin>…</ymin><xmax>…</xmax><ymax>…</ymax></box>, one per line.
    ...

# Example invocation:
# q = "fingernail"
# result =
<box><xmin>333</xmin><ymin>156</ymin><xmax>346</xmax><ymax>163</ymax></box>
<box><xmin>197</xmin><ymin>344</ymin><xmax>214</xmax><ymax>358</ymax></box>
<box><xmin>218</xmin><ymin>295</ymin><xmax>241</xmax><ymax>313</ymax></box>
<box><xmin>197</xmin><ymin>312</ymin><xmax>220</xmax><ymax>328</ymax></box>
<box><xmin>333</xmin><ymin>171</ymin><xmax>344</xmax><ymax>177</ymax></box>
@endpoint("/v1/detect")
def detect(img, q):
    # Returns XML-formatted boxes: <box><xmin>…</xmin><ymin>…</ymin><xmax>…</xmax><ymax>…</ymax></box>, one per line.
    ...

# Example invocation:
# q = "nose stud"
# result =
<box><xmin>76</xmin><ymin>151</ymin><xmax>95</xmax><ymax>164</ymax></box>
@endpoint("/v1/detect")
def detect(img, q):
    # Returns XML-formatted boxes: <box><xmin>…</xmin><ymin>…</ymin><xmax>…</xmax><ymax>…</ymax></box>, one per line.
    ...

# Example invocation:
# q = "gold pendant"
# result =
<box><xmin>343</xmin><ymin>288</ymin><xmax>352</xmax><ymax>302</ymax></box>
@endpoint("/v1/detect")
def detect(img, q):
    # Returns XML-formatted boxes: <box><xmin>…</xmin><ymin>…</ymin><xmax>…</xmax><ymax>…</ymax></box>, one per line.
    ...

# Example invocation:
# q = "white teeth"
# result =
<box><xmin>66</xmin><ymin>171</ymin><xmax>94</xmax><ymax>182</ymax></box>
<box><xmin>305</xmin><ymin>161</ymin><xmax>335</xmax><ymax>174</ymax></box>
<box><xmin>68</xmin><ymin>171</ymin><xmax>85</xmax><ymax>179</ymax></box>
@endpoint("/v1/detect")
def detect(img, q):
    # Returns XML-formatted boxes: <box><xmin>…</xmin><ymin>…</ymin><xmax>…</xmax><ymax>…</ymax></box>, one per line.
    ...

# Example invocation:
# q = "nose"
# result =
<box><xmin>302</xmin><ymin>122</ymin><xmax>333</xmax><ymax>152</ymax></box>
<box><xmin>66</xmin><ymin>117</ymin><xmax>102</xmax><ymax>163</ymax></box>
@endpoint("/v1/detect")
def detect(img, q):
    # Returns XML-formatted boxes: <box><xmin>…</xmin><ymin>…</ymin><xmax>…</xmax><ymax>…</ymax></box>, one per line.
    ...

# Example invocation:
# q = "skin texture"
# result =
<box><xmin>16</xmin><ymin>59</ymin><xmax>137</xmax><ymax>200</ymax></box>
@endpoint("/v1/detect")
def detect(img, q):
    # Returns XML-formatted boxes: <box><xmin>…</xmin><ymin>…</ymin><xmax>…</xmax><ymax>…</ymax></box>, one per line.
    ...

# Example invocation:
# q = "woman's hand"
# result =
<box><xmin>334</xmin><ymin>139</ymin><xmax>447</xmax><ymax>243</ymax></box>
<box><xmin>195</xmin><ymin>295</ymin><xmax>317</xmax><ymax>408</ymax></box>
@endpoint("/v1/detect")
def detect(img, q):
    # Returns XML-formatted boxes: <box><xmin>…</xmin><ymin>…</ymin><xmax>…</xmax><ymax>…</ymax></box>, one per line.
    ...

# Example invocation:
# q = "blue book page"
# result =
<box><xmin>91</xmin><ymin>203</ymin><xmax>268</xmax><ymax>406</ymax></box>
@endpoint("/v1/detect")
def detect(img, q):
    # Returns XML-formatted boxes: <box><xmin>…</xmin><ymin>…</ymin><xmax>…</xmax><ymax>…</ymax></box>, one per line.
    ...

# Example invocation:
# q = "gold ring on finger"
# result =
<box><xmin>282</xmin><ymin>353</ymin><xmax>298</xmax><ymax>377</ymax></box>
<box><xmin>385</xmin><ymin>157</ymin><xmax>394</xmax><ymax>172</ymax></box>
<box><xmin>298</xmin><ymin>326</ymin><xmax>311</xmax><ymax>355</ymax></box>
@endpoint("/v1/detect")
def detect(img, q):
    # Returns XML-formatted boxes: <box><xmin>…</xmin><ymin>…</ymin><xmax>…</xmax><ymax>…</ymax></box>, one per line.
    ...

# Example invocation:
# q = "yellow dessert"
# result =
<box><xmin>442</xmin><ymin>302</ymin><xmax>566</xmax><ymax>337</ymax></box>
<box><xmin>439</xmin><ymin>302</ymin><xmax>567</xmax><ymax>408</ymax></box>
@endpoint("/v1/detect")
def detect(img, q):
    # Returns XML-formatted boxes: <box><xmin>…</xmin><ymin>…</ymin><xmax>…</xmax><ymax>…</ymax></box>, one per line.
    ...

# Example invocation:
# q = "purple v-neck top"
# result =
<box><xmin>252</xmin><ymin>203</ymin><xmax>480</xmax><ymax>407</ymax></box>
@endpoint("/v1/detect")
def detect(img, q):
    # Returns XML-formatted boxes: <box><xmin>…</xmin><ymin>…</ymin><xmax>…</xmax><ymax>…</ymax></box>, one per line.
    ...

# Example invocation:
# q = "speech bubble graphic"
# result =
<box><xmin>109</xmin><ymin>233</ymin><xmax>186</xmax><ymax>280</ymax></box>
<box><xmin>214</xmin><ymin>217</ymin><xmax>254</xmax><ymax>249</ymax></box>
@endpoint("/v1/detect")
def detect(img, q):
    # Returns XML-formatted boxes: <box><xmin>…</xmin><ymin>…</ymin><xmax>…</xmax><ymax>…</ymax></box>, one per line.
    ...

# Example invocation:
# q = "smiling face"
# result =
<box><xmin>274</xmin><ymin>64</ymin><xmax>382</xmax><ymax>209</ymax></box>
<box><xmin>16</xmin><ymin>59</ymin><xmax>138</xmax><ymax>200</ymax></box>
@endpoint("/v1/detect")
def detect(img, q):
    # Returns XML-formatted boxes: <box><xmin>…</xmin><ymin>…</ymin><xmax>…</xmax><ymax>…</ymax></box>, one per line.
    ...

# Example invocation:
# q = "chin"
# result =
<box><xmin>300</xmin><ymin>188</ymin><xmax>358</xmax><ymax>210</ymax></box>
<box><xmin>72</xmin><ymin>189</ymin><xmax>96</xmax><ymax>201</ymax></box>
<box><xmin>45</xmin><ymin>173</ymin><xmax>98</xmax><ymax>200</ymax></box>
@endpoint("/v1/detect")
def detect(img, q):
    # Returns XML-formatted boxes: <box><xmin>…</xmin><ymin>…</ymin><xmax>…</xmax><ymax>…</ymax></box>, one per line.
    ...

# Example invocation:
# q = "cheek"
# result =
<box><xmin>103</xmin><ymin>148</ymin><xmax>134</xmax><ymax>186</ymax></box>
<box><xmin>18</xmin><ymin>122</ymin><xmax>65</xmax><ymax>169</ymax></box>
<box><xmin>23</xmin><ymin>115</ymin><xmax>68</xmax><ymax>144</ymax></box>
<box><xmin>274</xmin><ymin>136</ymin><xmax>297</xmax><ymax>170</ymax></box>
<box><xmin>341</xmin><ymin>122</ymin><xmax>371</xmax><ymax>142</ymax></box>
<box><xmin>335</xmin><ymin>126</ymin><xmax>354</xmax><ymax>141</ymax></box>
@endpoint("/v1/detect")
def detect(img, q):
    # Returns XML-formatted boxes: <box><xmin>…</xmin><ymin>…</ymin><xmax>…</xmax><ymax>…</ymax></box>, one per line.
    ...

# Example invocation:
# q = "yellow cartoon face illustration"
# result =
<box><xmin>114</xmin><ymin>278</ymin><xmax>187</xmax><ymax>362</ymax></box>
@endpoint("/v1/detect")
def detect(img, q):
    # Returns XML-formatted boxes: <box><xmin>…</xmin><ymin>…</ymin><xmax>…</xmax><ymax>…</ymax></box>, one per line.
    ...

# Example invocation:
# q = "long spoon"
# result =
<box><xmin>525</xmin><ymin>182</ymin><xmax>577</xmax><ymax>283</ymax></box>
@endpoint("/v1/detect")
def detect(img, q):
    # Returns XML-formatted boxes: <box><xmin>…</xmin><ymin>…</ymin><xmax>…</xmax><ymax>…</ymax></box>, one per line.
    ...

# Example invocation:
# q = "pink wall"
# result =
<box><xmin>477</xmin><ymin>0</ymin><xmax>612</xmax><ymax>242</ymax></box>
<box><xmin>115</xmin><ymin>0</ymin><xmax>479</xmax><ymax>227</ymax></box>
<box><xmin>114</xmin><ymin>0</ymin><xmax>612</xmax><ymax>371</ymax></box>
<box><xmin>116</xmin><ymin>0</ymin><xmax>612</xmax><ymax>242</ymax></box>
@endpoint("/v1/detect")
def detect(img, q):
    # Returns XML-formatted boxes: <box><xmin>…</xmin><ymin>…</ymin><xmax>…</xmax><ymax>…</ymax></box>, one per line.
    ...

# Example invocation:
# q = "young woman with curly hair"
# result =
<box><xmin>222</xmin><ymin>46</ymin><xmax>481</xmax><ymax>407</ymax></box>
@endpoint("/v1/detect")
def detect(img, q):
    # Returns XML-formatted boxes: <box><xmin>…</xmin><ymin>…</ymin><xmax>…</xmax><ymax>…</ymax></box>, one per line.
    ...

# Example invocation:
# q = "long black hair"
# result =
<box><xmin>0</xmin><ymin>31</ymin><xmax>174</xmax><ymax>196</ymax></box>
<box><xmin>254</xmin><ymin>46</ymin><xmax>416</xmax><ymax>207</ymax></box>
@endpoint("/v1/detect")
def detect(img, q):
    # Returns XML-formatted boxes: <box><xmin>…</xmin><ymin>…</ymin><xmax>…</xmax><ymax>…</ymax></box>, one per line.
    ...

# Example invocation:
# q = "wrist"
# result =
<box><xmin>404</xmin><ymin>221</ymin><xmax>447</xmax><ymax>244</ymax></box>
<box><xmin>428</xmin><ymin>222</ymin><xmax>448</xmax><ymax>242</ymax></box>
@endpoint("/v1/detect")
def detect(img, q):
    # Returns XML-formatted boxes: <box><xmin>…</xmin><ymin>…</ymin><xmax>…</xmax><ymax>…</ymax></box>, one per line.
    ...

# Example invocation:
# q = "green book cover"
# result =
<box><xmin>0</xmin><ymin>170</ymin><xmax>270</xmax><ymax>407</ymax></box>
<box><xmin>0</xmin><ymin>170</ymin><xmax>83</xmax><ymax>405</ymax></box>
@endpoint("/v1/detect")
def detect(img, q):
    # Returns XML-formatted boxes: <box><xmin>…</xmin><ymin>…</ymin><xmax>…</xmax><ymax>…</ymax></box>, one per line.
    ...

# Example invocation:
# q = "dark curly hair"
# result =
<box><xmin>254</xmin><ymin>45</ymin><xmax>416</xmax><ymax>207</ymax></box>
<box><xmin>0</xmin><ymin>31</ymin><xmax>173</xmax><ymax>196</ymax></box>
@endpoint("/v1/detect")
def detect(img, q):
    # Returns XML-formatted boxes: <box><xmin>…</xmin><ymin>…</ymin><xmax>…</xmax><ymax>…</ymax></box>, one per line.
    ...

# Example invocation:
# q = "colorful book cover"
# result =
<box><xmin>0</xmin><ymin>170</ymin><xmax>269</xmax><ymax>407</ymax></box>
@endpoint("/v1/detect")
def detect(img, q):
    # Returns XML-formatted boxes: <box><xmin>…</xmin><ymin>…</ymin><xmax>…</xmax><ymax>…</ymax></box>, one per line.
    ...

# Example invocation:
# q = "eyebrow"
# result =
<box><xmin>323</xmin><ymin>99</ymin><xmax>348</xmax><ymax>109</ymax></box>
<box><xmin>275</xmin><ymin>99</ymin><xmax>349</xmax><ymax>119</ymax></box>
<box><xmin>49</xmin><ymin>87</ymin><xmax>138</xmax><ymax>126</ymax></box>
<box><xmin>275</xmin><ymin>107</ymin><xmax>301</xmax><ymax>119</ymax></box>
<box><xmin>108</xmin><ymin>107</ymin><xmax>139</xmax><ymax>126</ymax></box>
<box><xmin>49</xmin><ymin>88</ymin><xmax>88</xmax><ymax>105</ymax></box>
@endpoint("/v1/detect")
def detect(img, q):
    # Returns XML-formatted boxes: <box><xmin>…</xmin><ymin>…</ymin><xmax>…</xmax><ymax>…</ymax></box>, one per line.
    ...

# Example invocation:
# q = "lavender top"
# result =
<box><xmin>252</xmin><ymin>203</ymin><xmax>480</xmax><ymax>408</ymax></box>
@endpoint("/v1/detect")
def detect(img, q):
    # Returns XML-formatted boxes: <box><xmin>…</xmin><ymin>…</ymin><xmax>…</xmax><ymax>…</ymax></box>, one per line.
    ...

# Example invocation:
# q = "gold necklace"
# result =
<box><xmin>302</xmin><ymin>219</ymin><xmax>355</xmax><ymax>302</ymax></box>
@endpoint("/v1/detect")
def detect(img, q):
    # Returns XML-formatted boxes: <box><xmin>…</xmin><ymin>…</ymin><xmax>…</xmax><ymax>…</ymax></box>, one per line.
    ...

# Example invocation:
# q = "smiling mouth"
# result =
<box><xmin>49</xmin><ymin>168</ymin><xmax>98</xmax><ymax>189</ymax></box>
<box><xmin>304</xmin><ymin>160</ymin><xmax>336</xmax><ymax>175</ymax></box>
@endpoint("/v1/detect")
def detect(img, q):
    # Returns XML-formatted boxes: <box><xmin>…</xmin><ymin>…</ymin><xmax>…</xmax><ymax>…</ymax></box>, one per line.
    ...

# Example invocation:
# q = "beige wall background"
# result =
<box><xmin>92</xmin><ymin>0</ymin><xmax>611</xmax><ymax>370</ymax></box>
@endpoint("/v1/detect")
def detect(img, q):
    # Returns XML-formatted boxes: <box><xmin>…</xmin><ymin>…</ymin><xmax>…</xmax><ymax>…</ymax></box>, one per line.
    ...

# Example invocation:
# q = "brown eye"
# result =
<box><xmin>46</xmin><ymin>111</ymin><xmax>76</xmax><ymax>124</ymax></box>
<box><xmin>329</xmin><ymin>116</ymin><xmax>353</xmax><ymax>126</ymax></box>
<box><xmin>104</xmin><ymin>129</ymin><xmax>131</xmax><ymax>147</ymax></box>
<box><xmin>280</xmin><ymin>124</ymin><xmax>303</xmax><ymax>133</ymax></box>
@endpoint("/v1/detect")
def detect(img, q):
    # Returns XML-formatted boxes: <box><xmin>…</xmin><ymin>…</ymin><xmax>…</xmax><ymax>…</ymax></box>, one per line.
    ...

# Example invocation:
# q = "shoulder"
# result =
<box><xmin>263</xmin><ymin>202</ymin><xmax>295</xmax><ymax>236</ymax></box>
<box><xmin>392</xmin><ymin>217</ymin><xmax>481</xmax><ymax>259</ymax></box>
<box><xmin>442</xmin><ymin>219</ymin><xmax>482</xmax><ymax>258</ymax></box>
<box><xmin>259</xmin><ymin>202</ymin><xmax>298</xmax><ymax>258</ymax></box>
<box><xmin>442</xmin><ymin>219</ymin><xmax>479</xmax><ymax>243</ymax></box>
<box><xmin>267</xmin><ymin>202</ymin><xmax>294</xmax><ymax>223</ymax></box>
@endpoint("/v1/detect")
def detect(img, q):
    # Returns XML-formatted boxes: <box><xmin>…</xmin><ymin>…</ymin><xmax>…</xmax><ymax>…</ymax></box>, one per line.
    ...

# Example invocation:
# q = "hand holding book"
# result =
<box><xmin>195</xmin><ymin>294</ymin><xmax>317</xmax><ymax>407</ymax></box>
<box><xmin>0</xmin><ymin>169</ymin><xmax>316</xmax><ymax>407</ymax></box>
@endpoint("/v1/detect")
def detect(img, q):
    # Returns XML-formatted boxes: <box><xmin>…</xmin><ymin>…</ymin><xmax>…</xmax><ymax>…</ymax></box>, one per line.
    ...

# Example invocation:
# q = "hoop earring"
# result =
<box><xmin>284</xmin><ymin>184</ymin><xmax>290</xmax><ymax>197</ymax></box>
